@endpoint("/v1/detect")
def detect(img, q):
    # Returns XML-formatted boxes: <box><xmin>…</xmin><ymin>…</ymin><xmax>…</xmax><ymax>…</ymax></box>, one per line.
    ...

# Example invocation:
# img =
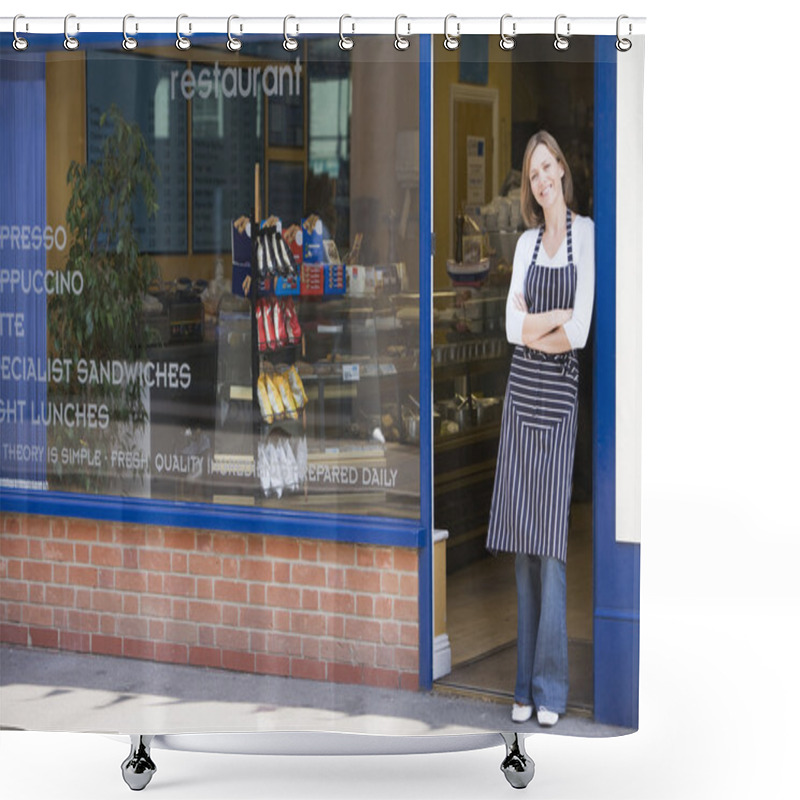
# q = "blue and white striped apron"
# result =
<box><xmin>486</xmin><ymin>212</ymin><xmax>579</xmax><ymax>563</ymax></box>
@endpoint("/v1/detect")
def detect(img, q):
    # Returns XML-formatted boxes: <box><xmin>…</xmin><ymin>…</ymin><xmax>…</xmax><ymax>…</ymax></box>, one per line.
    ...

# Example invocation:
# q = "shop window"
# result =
<box><xmin>11</xmin><ymin>39</ymin><xmax>421</xmax><ymax>524</ymax></box>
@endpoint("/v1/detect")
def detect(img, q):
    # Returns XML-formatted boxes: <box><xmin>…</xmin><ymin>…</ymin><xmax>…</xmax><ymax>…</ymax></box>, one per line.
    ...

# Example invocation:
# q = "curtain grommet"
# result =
<box><xmin>176</xmin><ymin>14</ymin><xmax>191</xmax><ymax>50</ymax></box>
<box><xmin>553</xmin><ymin>14</ymin><xmax>570</xmax><ymax>51</ymax></box>
<box><xmin>122</xmin><ymin>14</ymin><xmax>138</xmax><ymax>51</ymax></box>
<box><xmin>339</xmin><ymin>14</ymin><xmax>356</xmax><ymax>50</ymax></box>
<box><xmin>12</xmin><ymin>14</ymin><xmax>28</xmax><ymax>51</ymax></box>
<box><xmin>283</xmin><ymin>15</ymin><xmax>298</xmax><ymax>51</ymax></box>
<box><xmin>227</xmin><ymin>15</ymin><xmax>242</xmax><ymax>52</ymax></box>
<box><xmin>339</xmin><ymin>15</ymin><xmax>354</xmax><ymax>50</ymax></box>
<box><xmin>63</xmin><ymin>13</ymin><xmax>79</xmax><ymax>51</ymax></box>
<box><xmin>499</xmin><ymin>14</ymin><xmax>516</xmax><ymax>51</ymax></box>
<box><xmin>616</xmin><ymin>15</ymin><xmax>633</xmax><ymax>52</ymax></box>
<box><xmin>444</xmin><ymin>14</ymin><xmax>460</xmax><ymax>51</ymax></box>
<box><xmin>394</xmin><ymin>15</ymin><xmax>410</xmax><ymax>51</ymax></box>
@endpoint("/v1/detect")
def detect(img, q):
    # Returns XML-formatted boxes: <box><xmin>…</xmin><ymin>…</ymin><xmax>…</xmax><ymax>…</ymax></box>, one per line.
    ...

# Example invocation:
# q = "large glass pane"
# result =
<box><xmin>2</xmin><ymin>38</ymin><xmax>421</xmax><ymax>521</ymax></box>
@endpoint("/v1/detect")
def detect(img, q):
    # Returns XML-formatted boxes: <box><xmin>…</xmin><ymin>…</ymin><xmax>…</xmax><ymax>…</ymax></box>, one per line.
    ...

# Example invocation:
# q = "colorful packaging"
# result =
<box><xmin>324</xmin><ymin>264</ymin><xmax>347</xmax><ymax>295</ymax></box>
<box><xmin>300</xmin><ymin>263</ymin><xmax>324</xmax><ymax>296</ymax></box>
<box><xmin>274</xmin><ymin>374</ymin><xmax>299</xmax><ymax>420</ymax></box>
<box><xmin>287</xmin><ymin>365</ymin><xmax>309</xmax><ymax>408</ymax></box>
<box><xmin>263</xmin><ymin>373</ymin><xmax>285</xmax><ymax>419</ymax></box>
<box><xmin>302</xmin><ymin>215</ymin><xmax>326</xmax><ymax>264</ymax></box>
<box><xmin>283</xmin><ymin>298</ymin><xmax>302</xmax><ymax>343</ymax></box>
<box><xmin>257</xmin><ymin>375</ymin><xmax>275</xmax><ymax>424</ymax></box>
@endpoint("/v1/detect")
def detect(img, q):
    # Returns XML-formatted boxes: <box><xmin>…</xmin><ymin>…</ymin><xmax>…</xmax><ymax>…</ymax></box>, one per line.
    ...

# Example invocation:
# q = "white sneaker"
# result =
<box><xmin>536</xmin><ymin>707</ymin><xmax>559</xmax><ymax>727</ymax></box>
<box><xmin>511</xmin><ymin>703</ymin><xmax>533</xmax><ymax>723</ymax></box>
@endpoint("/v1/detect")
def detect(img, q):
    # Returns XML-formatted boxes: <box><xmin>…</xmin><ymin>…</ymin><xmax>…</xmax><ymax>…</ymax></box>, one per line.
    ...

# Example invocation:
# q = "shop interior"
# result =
<box><xmin>430</xmin><ymin>36</ymin><xmax>596</xmax><ymax>714</ymax></box>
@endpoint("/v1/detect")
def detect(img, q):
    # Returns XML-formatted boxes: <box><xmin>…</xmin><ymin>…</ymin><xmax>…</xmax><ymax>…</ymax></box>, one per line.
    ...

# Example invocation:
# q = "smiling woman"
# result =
<box><xmin>486</xmin><ymin>129</ymin><xmax>595</xmax><ymax>728</ymax></box>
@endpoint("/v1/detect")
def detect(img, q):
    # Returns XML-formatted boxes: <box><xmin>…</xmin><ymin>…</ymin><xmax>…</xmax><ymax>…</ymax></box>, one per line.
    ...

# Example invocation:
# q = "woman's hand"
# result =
<box><xmin>515</xmin><ymin>293</ymin><xmax>572</xmax><ymax>347</ymax></box>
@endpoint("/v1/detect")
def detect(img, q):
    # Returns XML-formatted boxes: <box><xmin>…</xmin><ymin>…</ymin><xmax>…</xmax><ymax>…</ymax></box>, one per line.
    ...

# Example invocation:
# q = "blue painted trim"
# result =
<box><xmin>592</xmin><ymin>35</ymin><xmax>641</xmax><ymax>731</ymax></box>
<box><xmin>0</xmin><ymin>489</ymin><xmax>424</xmax><ymax>548</ymax></box>
<box><xmin>0</xmin><ymin>55</ymin><xmax>48</xmax><ymax>488</ymax></box>
<box><xmin>417</xmin><ymin>34</ymin><xmax>434</xmax><ymax>691</ymax></box>
<box><xmin>595</xmin><ymin>605</ymin><xmax>640</xmax><ymax>624</ymax></box>
<box><xmin>594</xmin><ymin>617</ymin><xmax>639</xmax><ymax>730</ymax></box>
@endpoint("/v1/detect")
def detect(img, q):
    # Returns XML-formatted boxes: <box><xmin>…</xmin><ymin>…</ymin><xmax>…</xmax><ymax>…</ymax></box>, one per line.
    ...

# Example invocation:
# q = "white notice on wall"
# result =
<box><xmin>467</xmin><ymin>136</ymin><xmax>486</xmax><ymax>207</ymax></box>
<box><xmin>342</xmin><ymin>364</ymin><xmax>360</xmax><ymax>382</ymax></box>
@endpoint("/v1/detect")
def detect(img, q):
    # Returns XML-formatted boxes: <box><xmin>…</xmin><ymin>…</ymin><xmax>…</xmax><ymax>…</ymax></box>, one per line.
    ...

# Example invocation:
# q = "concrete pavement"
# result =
<box><xmin>0</xmin><ymin>645</ymin><xmax>630</xmax><ymax>740</ymax></box>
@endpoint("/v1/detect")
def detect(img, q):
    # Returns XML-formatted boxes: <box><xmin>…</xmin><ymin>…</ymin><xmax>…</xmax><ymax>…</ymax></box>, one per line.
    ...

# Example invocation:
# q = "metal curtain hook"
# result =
<box><xmin>176</xmin><ymin>14</ymin><xmax>191</xmax><ymax>50</ymax></box>
<box><xmin>444</xmin><ymin>14</ymin><xmax>460</xmax><ymax>51</ymax></box>
<box><xmin>339</xmin><ymin>15</ymin><xmax>354</xmax><ymax>50</ymax></box>
<box><xmin>122</xmin><ymin>15</ymin><xmax>138</xmax><ymax>51</ymax></box>
<box><xmin>499</xmin><ymin>14</ymin><xmax>516</xmax><ymax>50</ymax></box>
<box><xmin>64</xmin><ymin>13</ymin><xmax>79</xmax><ymax>51</ymax></box>
<box><xmin>12</xmin><ymin>14</ymin><xmax>28</xmax><ymax>51</ymax></box>
<box><xmin>394</xmin><ymin>15</ymin><xmax>410</xmax><ymax>51</ymax></box>
<box><xmin>554</xmin><ymin>14</ymin><xmax>570</xmax><ymax>51</ymax></box>
<box><xmin>227</xmin><ymin>15</ymin><xmax>242</xmax><ymax>51</ymax></box>
<box><xmin>283</xmin><ymin>16</ymin><xmax>298</xmax><ymax>51</ymax></box>
<box><xmin>616</xmin><ymin>15</ymin><xmax>632</xmax><ymax>52</ymax></box>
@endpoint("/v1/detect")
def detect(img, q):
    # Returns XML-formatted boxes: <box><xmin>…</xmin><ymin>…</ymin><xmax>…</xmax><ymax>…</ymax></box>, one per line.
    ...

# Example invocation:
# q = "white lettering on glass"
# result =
<box><xmin>171</xmin><ymin>59</ymin><xmax>303</xmax><ymax>101</ymax></box>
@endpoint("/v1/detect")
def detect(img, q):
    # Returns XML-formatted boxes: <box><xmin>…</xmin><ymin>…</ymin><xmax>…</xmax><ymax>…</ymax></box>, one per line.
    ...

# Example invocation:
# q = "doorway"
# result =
<box><xmin>431</xmin><ymin>42</ymin><xmax>596</xmax><ymax>715</ymax></box>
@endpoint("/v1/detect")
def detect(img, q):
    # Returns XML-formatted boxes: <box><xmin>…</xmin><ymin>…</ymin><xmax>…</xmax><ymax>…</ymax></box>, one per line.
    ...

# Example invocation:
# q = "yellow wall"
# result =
<box><xmin>432</xmin><ymin>39</ymin><xmax>512</xmax><ymax>290</ymax></box>
<box><xmin>46</xmin><ymin>53</ymin><xmax>85</xmax><ymax>273</ymax></box>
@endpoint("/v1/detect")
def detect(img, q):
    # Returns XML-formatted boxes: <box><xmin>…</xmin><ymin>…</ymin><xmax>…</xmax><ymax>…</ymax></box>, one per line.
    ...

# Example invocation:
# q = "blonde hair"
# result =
<box><xmin>519</xmin><ymin>131</ymin><xmax>574</xmax><ymax>229</ymax></box>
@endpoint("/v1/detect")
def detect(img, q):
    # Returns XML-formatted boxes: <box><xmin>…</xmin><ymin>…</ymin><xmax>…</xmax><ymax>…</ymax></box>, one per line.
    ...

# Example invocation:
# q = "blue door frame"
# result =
<box><xmin>417</xmin><ymin>34</ymin><xmax>434</xmax><ymax>691</ymax></box>
<box><xmin>592</xmin><ymin>36</ymin><xmax>641</xmax><ymax>730</ymax></box>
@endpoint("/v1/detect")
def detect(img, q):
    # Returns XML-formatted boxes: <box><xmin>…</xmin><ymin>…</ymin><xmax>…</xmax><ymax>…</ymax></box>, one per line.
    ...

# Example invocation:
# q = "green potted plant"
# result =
<box><xmin>47</xmin><ymin>104</ymin><xmax>159</xmax><ymax>492</ymax></box>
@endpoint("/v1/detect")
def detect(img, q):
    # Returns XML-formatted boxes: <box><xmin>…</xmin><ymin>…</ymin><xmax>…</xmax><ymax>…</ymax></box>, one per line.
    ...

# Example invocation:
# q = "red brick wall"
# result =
<box><xmin>0</xmin><ymin>513</ymin><xmax>419</xmax><ymax>691</ymax></box>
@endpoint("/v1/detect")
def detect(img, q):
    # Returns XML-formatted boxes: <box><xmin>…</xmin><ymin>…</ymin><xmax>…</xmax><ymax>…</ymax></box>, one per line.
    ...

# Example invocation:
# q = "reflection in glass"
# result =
<box><xmin>23</xmin><ymin>40</ymin><xmax>421</xmax><ymax>521</ymax></box>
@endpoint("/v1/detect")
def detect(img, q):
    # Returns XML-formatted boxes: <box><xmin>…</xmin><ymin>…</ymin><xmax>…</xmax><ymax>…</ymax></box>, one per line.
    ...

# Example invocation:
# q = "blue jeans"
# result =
<box><xmin>514</xmin><ymin>553</ymin><xmax>568</xmax><ymax>712</ymax></box>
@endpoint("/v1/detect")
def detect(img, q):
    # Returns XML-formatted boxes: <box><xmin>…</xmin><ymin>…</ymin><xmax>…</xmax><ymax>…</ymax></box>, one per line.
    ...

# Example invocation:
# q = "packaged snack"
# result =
<box><xmin>276</xmin><ymin>230</ymin><xmax>297</xmax><ymax>275</ymax></box>
<box><xmin>287</xmin><ymin>365</ymin><xmax>309</xmax><ymax>408</ymax></box>
<box><xmin>255</xmin><ymin>299</ymin><xmax>268</xmax><ymax>352</ymax></box>
<box><xmin>262</xmin><ymin>297</ymin><xmax>278</xmax><ymax>350</ymax></box>
<box><xmin>257</xmin><ymin>442</ymin><xmax>271</xmax><ymax>496</ymax></box>
<box><xmin>283</xmin><ymin>298</ymin><xmax>302</xmax><ymax>344</ymax></box>
<box><xmin>302</xmin><ymin>214</ymin><xmax>325</xmax><ymax>264</ymax></box>
<box><xmin>263</xmin><ymin>373</ymin><xmax>285</xmax><ymax>419</ymax></box>
<box><xmin>274</xmin><ymin>374</ymin><xmax>299</xmax><ymax>420</ymax></box>
<box><xmin>257</xmin><ymin>374</ymin><xmax>274</xmax><ymax>424</ymax></box>
<box><xmin>282</xmin><ymin>439</ymin><xmax>300</xmax><ymax>491</ymax></box>
<box><xmin>262</xmin><ymin>228</ymin><xmax>277</xmax><ymax>276</ymax></box>
<box><xmin>295</xmin><ymin>435</ymin><xmax>308</xmax><ymax>483</ymax></box>
<box><xmin>272</xmin><ymin>297</ymin><xmax>288</xmax><ymax>347</ymax></box>
<box><xmin>269</xmin><ymin>443</ymin><xmax>283</xmax><ymax>498</ymax></box>
<box><xmin>284</xmin><ymin>224</ymin><xmax>303</xmax><ymax>265</ymax></box>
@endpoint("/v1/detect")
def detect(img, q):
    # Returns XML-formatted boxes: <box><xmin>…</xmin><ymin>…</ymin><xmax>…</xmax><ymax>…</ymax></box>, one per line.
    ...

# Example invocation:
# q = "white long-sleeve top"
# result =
<box><xmin>504</xmin><ymin>214</ymin><xmax>595</xmax><ymax>350</ymax></box>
